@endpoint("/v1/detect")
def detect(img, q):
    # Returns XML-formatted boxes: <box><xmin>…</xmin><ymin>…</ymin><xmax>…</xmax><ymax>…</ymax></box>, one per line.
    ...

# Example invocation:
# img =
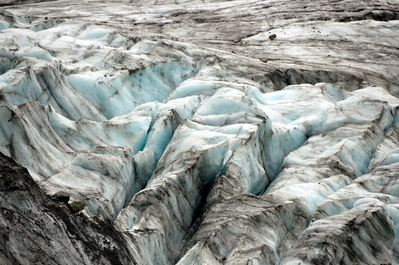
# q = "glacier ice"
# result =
<box><xmin>1</xmin><ymin>1</ymin><xmax>399</xmax><ymax>265</ymax></box>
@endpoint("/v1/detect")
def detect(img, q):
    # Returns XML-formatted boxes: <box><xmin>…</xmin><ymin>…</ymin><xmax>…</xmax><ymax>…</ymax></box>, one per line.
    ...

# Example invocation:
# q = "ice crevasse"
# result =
<box><xmin>1</xmin><ymin>10</ymin><xmax>399</xmax><ymax>265</ymax></box>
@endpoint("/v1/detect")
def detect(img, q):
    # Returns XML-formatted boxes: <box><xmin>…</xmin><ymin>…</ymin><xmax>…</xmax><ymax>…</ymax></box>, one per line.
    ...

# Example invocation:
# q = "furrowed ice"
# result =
<box><xmin>1</xmin><ymin>4</ymin><xmax>399</xmax><ymax>265</ymax></box>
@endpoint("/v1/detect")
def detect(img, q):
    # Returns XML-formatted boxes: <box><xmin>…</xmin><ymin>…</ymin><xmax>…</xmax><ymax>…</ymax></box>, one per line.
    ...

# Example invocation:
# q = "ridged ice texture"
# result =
<box><xmin>1</xmin><ymin>2</ymin><xmax>399</xmax><ymax>265</ymax></box>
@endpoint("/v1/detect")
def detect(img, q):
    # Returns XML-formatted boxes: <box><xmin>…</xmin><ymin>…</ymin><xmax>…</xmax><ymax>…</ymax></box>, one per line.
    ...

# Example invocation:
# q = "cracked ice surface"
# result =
<box><xmin>1</xmin><ymin>1</ymin><xmax>399</xmax><ymax>264</ymax></box>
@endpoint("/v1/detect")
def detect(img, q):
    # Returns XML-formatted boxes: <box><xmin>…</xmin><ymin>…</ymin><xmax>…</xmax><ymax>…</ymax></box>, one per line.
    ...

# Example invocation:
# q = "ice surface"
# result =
<box><xmin>2</xmin><ymin>2</ymin><xmax>399</xmax><ymax>265</ymax></box>
<box><xmin>282</xmin><ymin>201</ymin><xmax>395</xmax><ymax>265</ymax></box>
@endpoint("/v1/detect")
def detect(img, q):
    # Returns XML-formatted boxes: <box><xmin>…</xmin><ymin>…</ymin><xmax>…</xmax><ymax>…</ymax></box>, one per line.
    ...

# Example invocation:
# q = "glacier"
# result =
<box><xmin>1</xmin><ymin>0</ymin><xmax>399</xmax><ymax>264</ymax></box>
